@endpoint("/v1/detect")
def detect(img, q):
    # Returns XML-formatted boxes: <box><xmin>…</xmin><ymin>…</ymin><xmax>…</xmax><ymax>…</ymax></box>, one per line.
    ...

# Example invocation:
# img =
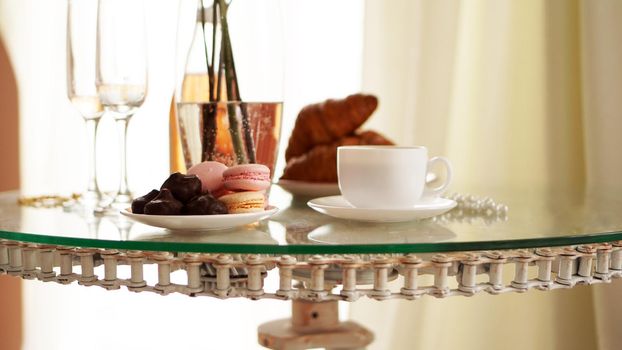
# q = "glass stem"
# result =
<box><xmin>114</xmin><ymin>116</ymin><xmax>133</xmax><ymax>205</ymax></box>
<box><xmin>84</xmin><ymin>118</ymin><xmax>102</xmax><ymax>201</ymax></box>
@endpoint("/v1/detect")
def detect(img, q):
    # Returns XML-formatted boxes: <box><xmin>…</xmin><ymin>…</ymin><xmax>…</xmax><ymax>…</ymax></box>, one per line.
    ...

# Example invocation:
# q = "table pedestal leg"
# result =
<box><xmin>258</xmin><ymin>300</ymin><xmax>374</xmax><ymax>350</ymax></box>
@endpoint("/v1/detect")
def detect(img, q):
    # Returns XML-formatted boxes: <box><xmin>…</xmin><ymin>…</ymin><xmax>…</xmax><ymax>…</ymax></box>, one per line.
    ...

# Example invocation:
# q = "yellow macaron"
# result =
<box><xmin>218</xmin><ymin>191</ymin><xmax>265</xmax><ymax>214</ymax></box>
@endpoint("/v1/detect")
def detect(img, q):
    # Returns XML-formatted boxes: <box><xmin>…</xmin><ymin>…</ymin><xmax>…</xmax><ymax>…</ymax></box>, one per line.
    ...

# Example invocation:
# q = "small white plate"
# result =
<box><xmin>120</xmin><ymin>206</ymin><xmax>279</xmax><ymax>231</ymax></box>
<box><xmin>278</xmin><ymin>174</ymin><xmax>437</xmax><ymax>198</ymax></box>
<box><xmin>277</xmin><ymin>180</ymin><xmax>341</xmax><ymax>197</ymax></box>
<box><xmin>307</xmin><ymin>196</ymin><xmax>456</xmax><ymax>222</ymax></box>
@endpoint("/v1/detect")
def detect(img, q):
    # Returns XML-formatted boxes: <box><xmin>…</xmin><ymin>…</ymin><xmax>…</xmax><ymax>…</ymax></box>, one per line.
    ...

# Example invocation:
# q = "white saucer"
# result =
<box><xmin>307</xmin><ymin>196</ymin><xmax>456</xmax><ymax>222</ymax></box>
<box><xmin>277</xmin><ymin>180</ymin><xmax>340</xmax><ymax>197</ymax></box>
<box><xmin>120</xmin><ymin>206</ymin><xmax>279</xmax><ymax>231</ymax></box>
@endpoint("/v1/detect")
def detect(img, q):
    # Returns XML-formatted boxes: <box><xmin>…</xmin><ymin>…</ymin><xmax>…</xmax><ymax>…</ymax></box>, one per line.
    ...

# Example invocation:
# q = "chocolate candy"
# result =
<box><xmin>160</xmin><ymin>172</ymin><xmax>202</xmax><ymax>203</ymax></box>
<box><xmin>144</xmin><ymin>189</ymin><xmax>183</xmax><ymax>215</ymax></box>
<box><xmin>183</xmin><ymin>194</ymin><xmax>228</xmax><ymax>215</ymax></box>
<box><xmin>131</xmin><ymin>189</ymin><xmax>159</xmax><ymax>214</ymax></box>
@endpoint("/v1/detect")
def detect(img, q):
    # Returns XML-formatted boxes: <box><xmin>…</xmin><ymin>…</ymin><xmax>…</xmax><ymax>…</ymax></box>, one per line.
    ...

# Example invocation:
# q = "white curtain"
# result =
<box><xmin>582</xmin><ymin>2</ymin><xmax>622</xmax><ymax>350</ymax></box>
<box><xmin>356</xmin><ymin>0</ymin><xmax>622</xmax><ymax>349</ymax></box>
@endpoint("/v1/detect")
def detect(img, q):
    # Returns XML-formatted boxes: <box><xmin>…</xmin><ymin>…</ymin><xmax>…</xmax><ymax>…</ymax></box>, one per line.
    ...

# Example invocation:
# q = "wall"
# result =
<box><xmin>0</xmin><ymin>37</ymin><xmax>22</xmax><ymax>350</ymax></box>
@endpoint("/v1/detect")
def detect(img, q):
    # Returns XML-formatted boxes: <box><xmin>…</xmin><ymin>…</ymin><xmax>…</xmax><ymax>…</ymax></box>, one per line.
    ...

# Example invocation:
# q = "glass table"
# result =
<box><xmin>2</xmin><ymin>185</ymin><xmax>622</xmax><ymax>349</ymax></box>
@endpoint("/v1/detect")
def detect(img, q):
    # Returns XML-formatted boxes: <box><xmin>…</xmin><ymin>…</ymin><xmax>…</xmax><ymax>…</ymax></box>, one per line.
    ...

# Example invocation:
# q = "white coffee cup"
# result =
<box><xmin>337</xmin><ymin>146</ymin><xmax>452</xmax><ymax>209</ymax></box>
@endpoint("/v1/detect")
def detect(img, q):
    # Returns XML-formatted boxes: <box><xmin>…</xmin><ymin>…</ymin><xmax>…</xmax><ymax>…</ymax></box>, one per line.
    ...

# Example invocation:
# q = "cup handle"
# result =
<box><xmin>422</xmin><ymin>157</ymin><xmax>452</xmax><ymax>200</ymax></box>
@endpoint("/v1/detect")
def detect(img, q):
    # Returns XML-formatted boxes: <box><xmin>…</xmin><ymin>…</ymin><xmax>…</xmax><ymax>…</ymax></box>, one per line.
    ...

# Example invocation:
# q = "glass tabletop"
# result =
<box><xmin>1</xmin><ymin>186</ymin><xmax>622</xmax><ymax>254</ymax></box>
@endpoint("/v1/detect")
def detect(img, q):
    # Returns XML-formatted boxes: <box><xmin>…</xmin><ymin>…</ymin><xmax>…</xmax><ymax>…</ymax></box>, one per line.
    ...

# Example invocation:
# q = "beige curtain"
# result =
<box><xmin>357</xmin><ymin>0</ymin><xmax>622</xmax><ymax>349</ymax></box>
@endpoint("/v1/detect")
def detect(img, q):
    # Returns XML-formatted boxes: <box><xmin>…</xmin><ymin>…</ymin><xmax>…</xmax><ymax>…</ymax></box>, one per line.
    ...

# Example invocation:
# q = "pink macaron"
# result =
<box><xmin>223</xmin><ymin>164</ymin><xmax>271</xmax><ymax>191</ymax></box>
<box><xmin>187</xmin><ymin>161</ymin><xmax>228</xmax><ymax>195</ymax></box>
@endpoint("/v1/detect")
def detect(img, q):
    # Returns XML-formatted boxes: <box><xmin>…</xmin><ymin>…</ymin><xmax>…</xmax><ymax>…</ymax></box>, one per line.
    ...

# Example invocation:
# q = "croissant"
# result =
<box><xmin>284</xmin><ymin>94</ymin><xmax>378</xmax><ymax>162</ymax></box>
<box><xmin>281</xmin><ymin>130</ymin><xmax>394</xmax><ymax>182</ymax></box>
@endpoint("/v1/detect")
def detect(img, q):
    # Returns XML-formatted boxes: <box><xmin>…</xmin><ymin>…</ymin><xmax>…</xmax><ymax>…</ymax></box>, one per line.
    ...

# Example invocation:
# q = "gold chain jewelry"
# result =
<box><xmin>17</xmin><ymin>194</ymin><xmax>81</xmax><ymax>208</ymax></box>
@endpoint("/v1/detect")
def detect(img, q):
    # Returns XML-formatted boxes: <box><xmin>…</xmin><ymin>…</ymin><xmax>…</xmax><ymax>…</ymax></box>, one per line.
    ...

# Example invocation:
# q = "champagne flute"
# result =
<box><xmin>96</xmin><ymin>0</ymin><xmax>148</xmax><ymax>208</ymax></box>
<box><xmin>67</xmin><ymin>0</ymin><xmax>103</xmax><ymax>205</ymax></box>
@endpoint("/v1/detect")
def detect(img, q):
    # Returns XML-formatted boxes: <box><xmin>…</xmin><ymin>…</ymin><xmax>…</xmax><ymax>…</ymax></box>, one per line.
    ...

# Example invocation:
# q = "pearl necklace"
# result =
<box><xmin>433</xmin><ymin>193</ymin><xmax>509</xmax><ymax>225</ymax></box>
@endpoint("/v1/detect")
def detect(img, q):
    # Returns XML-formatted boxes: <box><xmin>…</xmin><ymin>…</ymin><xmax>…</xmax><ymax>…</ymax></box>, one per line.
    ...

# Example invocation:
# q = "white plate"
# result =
<box><xmin>277</xmin><ymin>180</ymin><xmax>340</xmax><ymax>197</ymax></box>
<box><xmin>278</xmin><ymin>174</ymin><xmax>437</xmax><ymax>198</ymax></box>
<box><xmin>307</xmin><ymin>196</ymin><xmax>456</xmax><ymax>222</ymax></box>
<box><xmin>120</xmin><ymin>206</ymin><xmax>279</xmax><ymax>231</ymax></box>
